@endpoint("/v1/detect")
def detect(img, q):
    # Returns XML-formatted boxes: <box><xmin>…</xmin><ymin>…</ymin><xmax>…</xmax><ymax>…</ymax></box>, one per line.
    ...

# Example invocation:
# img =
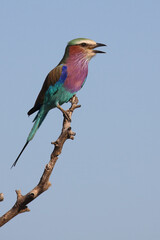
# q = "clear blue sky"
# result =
<box><xmin>1</xmin><ymin>0</ymin><xmax>160</xmax><ymax>239</ymax></box>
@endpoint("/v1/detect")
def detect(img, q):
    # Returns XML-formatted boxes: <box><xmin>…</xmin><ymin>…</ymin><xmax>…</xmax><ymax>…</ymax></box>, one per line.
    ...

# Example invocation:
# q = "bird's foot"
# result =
<box><xmin>57</xmin><ymin>104</ymin><xmax>71</xmax><ymax>122</ymax></box>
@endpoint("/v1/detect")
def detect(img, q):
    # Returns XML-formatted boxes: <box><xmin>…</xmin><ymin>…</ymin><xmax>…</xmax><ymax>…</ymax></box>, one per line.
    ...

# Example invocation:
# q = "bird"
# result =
<box><xmin>12</xmin><ymin>38</ymin><xmax>106</xmax><ymax>167</ymax></box>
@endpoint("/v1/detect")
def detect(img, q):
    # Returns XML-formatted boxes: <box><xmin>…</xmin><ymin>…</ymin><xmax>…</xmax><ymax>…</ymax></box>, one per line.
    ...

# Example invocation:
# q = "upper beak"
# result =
<box><xmin>93</xmin><ymin>42</ymin><xmax>106</xmax><ymax>54</ymax></box>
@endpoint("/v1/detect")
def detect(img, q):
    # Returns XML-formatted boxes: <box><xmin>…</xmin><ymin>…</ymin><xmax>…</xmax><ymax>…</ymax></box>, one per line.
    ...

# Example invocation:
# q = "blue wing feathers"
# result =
<box><xmin>59</xmin><ymin>65</ymin><xmax>67</xmax><ymax>83</ymax></box>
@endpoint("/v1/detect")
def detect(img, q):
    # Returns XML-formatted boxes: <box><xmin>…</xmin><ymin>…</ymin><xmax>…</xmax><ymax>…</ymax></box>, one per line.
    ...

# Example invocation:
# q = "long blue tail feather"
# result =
<box><xmin>11</xmin><ymin>141</ymin><xmax>29</xmax><ymax>168</ymax></box>
<box><xmin>27</xmin><ymin>109</ymin><xmax>48</xmax><ymax>141</ymax></box>
<box><xmin>11</xmin><ymin>109</ymin><xmax>48</xmax><ymax>168</ymax></box>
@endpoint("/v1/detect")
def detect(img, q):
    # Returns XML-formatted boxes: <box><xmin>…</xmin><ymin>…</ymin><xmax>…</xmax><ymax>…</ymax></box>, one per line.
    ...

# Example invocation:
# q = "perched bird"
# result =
<box><xmin>12</xmin><ymin>38</ymin><xmax>106</xmax><ymax>167</ymax></box>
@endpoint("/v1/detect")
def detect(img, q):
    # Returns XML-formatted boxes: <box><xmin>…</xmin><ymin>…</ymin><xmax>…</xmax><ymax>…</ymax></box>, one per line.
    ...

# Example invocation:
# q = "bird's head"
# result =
<box><xmin>61</xmin><ymin>38</ymin><xmax>106</xmax><ymax>63</ymax></box>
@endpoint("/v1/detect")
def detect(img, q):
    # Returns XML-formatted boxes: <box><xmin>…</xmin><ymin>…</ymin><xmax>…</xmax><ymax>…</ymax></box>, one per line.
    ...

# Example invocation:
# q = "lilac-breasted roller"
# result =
<box><xmin>12</xmin><ymin>38</ymin><xmax>106</xmax><ymax>167</ymax></box>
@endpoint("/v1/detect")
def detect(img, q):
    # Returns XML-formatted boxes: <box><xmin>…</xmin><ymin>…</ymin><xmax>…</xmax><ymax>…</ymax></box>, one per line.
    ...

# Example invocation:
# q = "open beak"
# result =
<box><xmin>93</xmin><ymin>43</ymin><xmax>106</xmax><ymax>54</ymax></box>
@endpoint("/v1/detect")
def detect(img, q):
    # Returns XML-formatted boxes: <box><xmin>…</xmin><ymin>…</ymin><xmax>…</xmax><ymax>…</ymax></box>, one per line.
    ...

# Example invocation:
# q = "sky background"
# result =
<box><xmin>0</xmin><ymin>0</ymin><xmax>160</xmax><ymax>239</ymax></box>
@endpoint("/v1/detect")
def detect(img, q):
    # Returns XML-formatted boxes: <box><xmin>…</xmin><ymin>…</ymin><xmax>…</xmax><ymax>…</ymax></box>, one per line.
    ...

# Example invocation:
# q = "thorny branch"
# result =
<box><xmin>0</xmin><ymin>95</ymin><xmax>81</xmax><ymax>227</ymax></box>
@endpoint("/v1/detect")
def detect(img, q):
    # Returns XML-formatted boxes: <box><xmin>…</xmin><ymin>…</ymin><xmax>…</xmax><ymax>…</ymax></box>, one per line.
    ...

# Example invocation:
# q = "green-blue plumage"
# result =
<box><xmin>28</xmin><ymin>65</ymin><xmax>74</xmax><ymax>141</ymax></box>
<box><xmin>28</xmin><ymin>86</ymin><xmax>74</xmax><ymax>142</ymax></box>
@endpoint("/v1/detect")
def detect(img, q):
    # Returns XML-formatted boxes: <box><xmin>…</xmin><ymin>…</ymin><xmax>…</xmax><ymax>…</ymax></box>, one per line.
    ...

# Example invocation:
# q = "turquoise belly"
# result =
<box><xmin>44</xmin><ymin>85</ymin><xmax>75</xmax><ymax>110</ymax></box>
<box><xmin>55</xmin><ymin>86</ymin><xmax>75</xmax><ymax>106</ymax></box>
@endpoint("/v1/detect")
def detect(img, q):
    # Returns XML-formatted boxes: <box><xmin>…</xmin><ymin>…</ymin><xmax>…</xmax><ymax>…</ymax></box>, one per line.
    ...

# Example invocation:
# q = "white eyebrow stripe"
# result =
<box><xmin>68</xmin><ymin>38</ymin><xmax>97</xmax><ymax>46</ymax></box>
<box><xmin>76</xmin><ymin>39</ymin><xmax>96</xmax><ymax>45</ymax></box>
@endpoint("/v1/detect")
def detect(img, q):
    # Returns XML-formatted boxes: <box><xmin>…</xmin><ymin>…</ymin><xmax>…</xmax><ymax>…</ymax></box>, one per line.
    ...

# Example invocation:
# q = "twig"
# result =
<box><xmin>0</xmin><ymin>95</ymin><xmax>81</xmax><ymax>227</ymax></box>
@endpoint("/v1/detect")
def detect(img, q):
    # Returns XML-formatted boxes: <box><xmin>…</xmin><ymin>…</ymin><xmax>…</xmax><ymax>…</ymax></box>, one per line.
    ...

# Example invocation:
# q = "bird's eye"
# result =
<box><xmin>81</xmin><ymin>43</ymin><xmax>87</xmax><ymax>47</ymax></box>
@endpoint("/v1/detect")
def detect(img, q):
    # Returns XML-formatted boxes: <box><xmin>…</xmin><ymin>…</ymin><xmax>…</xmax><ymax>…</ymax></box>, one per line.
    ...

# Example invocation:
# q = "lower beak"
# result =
<box><xmin>93</xmin><ymin>42</ymin><xmax>106</xmax><ymax>54</ymax></box>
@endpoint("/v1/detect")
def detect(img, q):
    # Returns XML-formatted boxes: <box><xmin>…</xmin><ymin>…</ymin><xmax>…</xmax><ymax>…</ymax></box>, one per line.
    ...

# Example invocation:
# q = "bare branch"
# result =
<box><xmin>0</xmin><ymin>95</ymin><xmax>80</xmax><ymax>227</ymax></box>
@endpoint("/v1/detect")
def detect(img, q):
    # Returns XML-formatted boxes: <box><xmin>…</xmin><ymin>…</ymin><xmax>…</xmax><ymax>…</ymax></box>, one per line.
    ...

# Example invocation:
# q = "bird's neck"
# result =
<box><xmin>60</xmin><ymin>45</ymin><xmax>90</xmax><ymax>67</ymax></box>
<box><xmin>62</xmin><ymin>46</ymin><xmax>89</xmax><ymax>93</ymax></box>
<box><xmin>66</xmin><ymin>53</ymin><xmax>89</xmax><ymax>70</ymax></box>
